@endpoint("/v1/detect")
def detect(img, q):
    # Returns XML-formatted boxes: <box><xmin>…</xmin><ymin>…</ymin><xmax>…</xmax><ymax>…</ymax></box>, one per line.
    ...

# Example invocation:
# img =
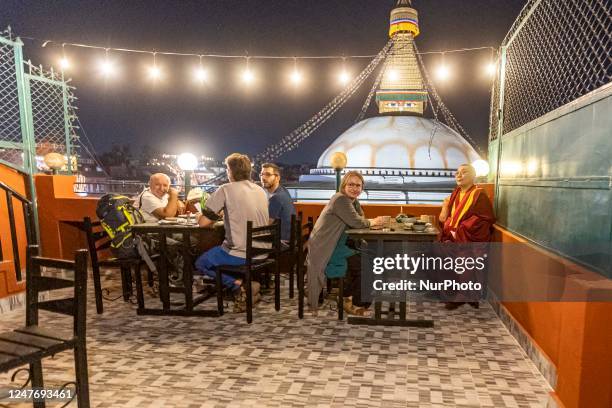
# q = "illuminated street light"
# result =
<box><xmin>178</xmin><ymin>152</ymin><xmax>198</xmax><ymax>197</ymax></box>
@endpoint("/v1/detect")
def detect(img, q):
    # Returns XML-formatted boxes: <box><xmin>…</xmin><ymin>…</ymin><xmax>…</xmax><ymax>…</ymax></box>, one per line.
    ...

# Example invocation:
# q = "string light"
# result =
<box><xmin>194</xmin><ymin>55</ymin><xmax>207</xmax><ymax>83</ymax></box>
<box><xmin>241</xmin><ymin>57</ymin><xmax>254</xmax><ymax>84</ymax></box>
<box><xmin>148</xmin><ymin>52</ymin><xmax>161</xmax><ymax>80</ymax></box>
<box><xmin>98</xmin><ymin>49</ymin><xmax>116</xmax><ymax>77</ymax></box>
<box><xmin>436</xmin><ymin>53</ymin><xmax>450</xmax><ymax>81</ymax></box>
<box><xmin>290</xmin><ymin>57</ymin><xmax>303</xmax><ymax>86</ymax></box>
<box><xmin>39</xmin><ymin>36</ymin><xmax>499</xmax><ymax>87</ymax></box>
<box><xmin>338</xmin><ymin>57</ymin><xmax>350</xmax><ymax>85</ymax></box>
<box><xmin>58</xmin><ymin>43</ymin><xmax>70</xmax><ymax>71</ymax></box>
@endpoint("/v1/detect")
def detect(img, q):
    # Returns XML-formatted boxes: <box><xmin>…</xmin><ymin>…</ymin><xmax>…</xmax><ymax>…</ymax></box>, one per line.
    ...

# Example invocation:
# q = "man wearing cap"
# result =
<box><xmin>259</xmin><ymin>163</ymin><xmax>296</xmax><ymax>242</ymax></box>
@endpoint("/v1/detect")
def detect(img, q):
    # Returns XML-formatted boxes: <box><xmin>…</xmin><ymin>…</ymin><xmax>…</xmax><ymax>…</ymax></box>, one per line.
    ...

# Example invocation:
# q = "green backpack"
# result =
<box><xmin>96</xmin><ymin>194</ymin><xmax>145</xmax><ymax>258</ymax></box>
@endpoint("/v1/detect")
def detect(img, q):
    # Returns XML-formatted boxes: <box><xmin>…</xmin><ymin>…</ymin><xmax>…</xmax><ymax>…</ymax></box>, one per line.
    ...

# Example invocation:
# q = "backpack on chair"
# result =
<box><xmin>96</xmin><ymin>194</ymin><xmax>145</xmax><ymax>259</ymax></box>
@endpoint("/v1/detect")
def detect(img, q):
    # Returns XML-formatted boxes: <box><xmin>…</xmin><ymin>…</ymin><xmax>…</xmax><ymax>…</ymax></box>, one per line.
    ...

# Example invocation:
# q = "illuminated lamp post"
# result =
<box><xmin>329</xmin><ymin>152</ymin><xmax>347</xmax><ymax>192</ymax></box>
<box><xmin>177</xmin><ymin>153</ymin><xmax>198</xmax><ymax>198</ymax></box>
<box><xmin>43</xmin><ymin>152</ymin><xmax>66</xmax><ymax>175</ymax></box>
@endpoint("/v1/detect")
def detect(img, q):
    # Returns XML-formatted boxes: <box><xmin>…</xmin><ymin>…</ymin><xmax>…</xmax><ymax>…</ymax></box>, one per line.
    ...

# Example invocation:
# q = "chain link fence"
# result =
<box><xmin>0</xmin><ymin>29</ymin><xmax>78</xmax><ymax>174</ymax></box>
<box><xmin>490</xmin><ymin>0</ymin><xmax>611</xmax><ymax>139</ymax></box>
<box><xmin>0</xmin><ymin>32</ymin><xmax>25</xmax><ymax>169</ymax></box>
<box><xmin>26</xmin><ymin>62</ymin><xmax>79</xmax><ymax>166</ymax></box>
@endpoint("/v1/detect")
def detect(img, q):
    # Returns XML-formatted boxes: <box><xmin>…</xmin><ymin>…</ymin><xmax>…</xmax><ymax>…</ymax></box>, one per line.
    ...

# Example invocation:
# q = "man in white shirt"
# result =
<box><xmin>138</xmin><ymin>173</ymin><xmax>186</xmax><ymax>223</ymax></box>
<box><xmin>195</xmin><ymin>153</ymin><xmax>269</xmax><ymax>300</ymax></box>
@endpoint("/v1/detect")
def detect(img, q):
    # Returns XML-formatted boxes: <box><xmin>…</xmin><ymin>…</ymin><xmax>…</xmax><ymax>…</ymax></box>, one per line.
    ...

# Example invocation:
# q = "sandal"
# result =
<box><xmin>343</xmin><ymin>297</ymin><xmax>373</xmax><ymax>317</ymax></box>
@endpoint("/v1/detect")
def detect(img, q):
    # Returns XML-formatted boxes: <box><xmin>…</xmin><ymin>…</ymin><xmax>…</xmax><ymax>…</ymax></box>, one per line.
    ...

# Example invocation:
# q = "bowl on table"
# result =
<box><xmin>412</xmin><ymin>221</ymin><xmax>427</xmax><ymax>232</ymax></box>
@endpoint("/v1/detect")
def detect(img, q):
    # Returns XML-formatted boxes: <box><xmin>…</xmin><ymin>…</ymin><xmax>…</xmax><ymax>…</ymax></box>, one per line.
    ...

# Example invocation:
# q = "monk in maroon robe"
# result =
<box><xmin>438</xmin><ymin>164</ymin><xmax>495</xmax><ymax>309</ymax></box>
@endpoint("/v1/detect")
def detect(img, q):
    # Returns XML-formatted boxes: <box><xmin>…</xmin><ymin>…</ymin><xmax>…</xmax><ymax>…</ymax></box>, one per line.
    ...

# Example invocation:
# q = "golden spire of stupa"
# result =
<box><xmin>376</xmin><ymin>0</ymin><xmax>427</xmax><ymax>115</ymax></box>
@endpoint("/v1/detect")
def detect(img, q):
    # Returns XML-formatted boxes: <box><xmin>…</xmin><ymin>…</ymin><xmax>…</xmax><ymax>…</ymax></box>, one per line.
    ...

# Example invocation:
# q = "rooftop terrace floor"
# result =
<box><xmin>0</xmin><ymin>271</ymin><xmax>552</xmax><ymax>407</ymax></box>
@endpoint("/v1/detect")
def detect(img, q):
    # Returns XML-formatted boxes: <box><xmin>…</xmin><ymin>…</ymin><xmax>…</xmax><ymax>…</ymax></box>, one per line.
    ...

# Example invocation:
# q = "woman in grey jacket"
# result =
<box><xmin>306</xmin><ymin>171</ymin><xmax>383</xmax><ymax>316</ymax></box>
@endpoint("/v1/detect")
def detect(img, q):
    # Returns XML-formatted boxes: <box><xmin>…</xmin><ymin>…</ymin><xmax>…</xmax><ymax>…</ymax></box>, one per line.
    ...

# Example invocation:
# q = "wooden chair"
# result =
<box><xmin>0</xmin><ymin>245</ymin><xmax>90</xmax><ymax>408</ymax></box>
<box><xmin>216</xmin><ymin>221</ymin><xmax>281</xmax><ymax>323</ymax></box>
<box><xmin>83</xmin><ymin>216</ymin><xmax>152</xmax><ymax>314</ymax></box>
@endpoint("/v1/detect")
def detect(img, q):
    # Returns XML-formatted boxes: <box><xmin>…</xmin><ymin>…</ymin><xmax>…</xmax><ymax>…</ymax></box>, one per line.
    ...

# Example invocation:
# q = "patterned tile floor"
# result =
<box><xmin>0</xmin><ymin>272</ymin><xmax>552</xmax><ymax>407</ymax></box>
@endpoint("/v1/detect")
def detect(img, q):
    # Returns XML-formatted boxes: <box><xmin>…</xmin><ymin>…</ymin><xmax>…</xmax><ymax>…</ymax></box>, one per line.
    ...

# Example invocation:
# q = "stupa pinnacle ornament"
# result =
<box><xmin>376</xmin><ymin>0</ymin><xmax>428</xmax><ymax>115</ymax></box>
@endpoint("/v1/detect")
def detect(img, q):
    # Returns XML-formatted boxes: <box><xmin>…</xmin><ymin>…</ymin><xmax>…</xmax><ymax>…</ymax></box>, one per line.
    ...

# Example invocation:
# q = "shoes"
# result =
<box><xmin>343</xmin><ymin>297</ymin><xmax>372</xmax><ymax>317</ymax></box>
<box><xmin>233</xmin><ymin>281</ymin><xmax>262</xmax><ymax>313</ymax></box>
<box><xmin>444</xmin><ymin>302</ymin><xmax>466</xmax><ymax>310</ymax></box>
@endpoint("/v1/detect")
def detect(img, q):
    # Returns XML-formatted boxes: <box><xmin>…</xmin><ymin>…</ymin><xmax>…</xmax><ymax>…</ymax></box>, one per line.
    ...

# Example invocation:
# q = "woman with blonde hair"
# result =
<box><xmin>306</xmin><ymin>171</ymin><xmax>383</xmax><ymax>316</ymax></box>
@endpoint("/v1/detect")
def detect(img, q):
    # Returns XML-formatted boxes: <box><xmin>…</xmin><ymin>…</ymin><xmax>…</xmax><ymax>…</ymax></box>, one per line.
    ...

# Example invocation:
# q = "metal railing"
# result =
<box><xmin>0</xmin><ymin>181</ymin><xmax>37</xmax><ymax>281</ymax></box>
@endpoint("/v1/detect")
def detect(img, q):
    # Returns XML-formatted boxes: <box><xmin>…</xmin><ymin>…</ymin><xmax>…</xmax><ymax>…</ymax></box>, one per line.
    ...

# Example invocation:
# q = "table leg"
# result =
<box><xmin>158</xmin><ymin>233</ymin><xmax>170</xmax><ymax>310</ymax></box>
<box><xmin>182</xmin><ymin>231</ymin><xmax>193</xmax><ymax>312</ymax></box>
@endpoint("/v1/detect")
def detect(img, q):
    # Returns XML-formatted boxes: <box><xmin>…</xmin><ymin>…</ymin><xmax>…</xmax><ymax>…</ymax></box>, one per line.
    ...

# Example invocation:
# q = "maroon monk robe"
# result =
<box><xmin>440</xmin><ymin>186</ymin><xmax>495</xmax><ymax>243</ymax></box>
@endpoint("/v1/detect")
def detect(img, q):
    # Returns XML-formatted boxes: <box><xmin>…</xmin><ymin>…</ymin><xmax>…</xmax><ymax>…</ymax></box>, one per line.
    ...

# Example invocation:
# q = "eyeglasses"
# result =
<box><xmin>346</xmin><ymin>183</ymin><xmax>363</xmax><ymax>189</ymax></box>
<box><xmin>260</xmin><ymin>172</ymin><xmax>278</xmax><ymax>177</ymax></box>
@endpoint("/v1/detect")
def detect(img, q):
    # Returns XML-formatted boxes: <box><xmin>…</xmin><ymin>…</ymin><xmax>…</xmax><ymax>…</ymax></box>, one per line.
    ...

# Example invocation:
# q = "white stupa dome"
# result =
<box><xmin>317</xmin><ymin>116</ymin><xmax>480</xmax><ymax>169</ymax></box>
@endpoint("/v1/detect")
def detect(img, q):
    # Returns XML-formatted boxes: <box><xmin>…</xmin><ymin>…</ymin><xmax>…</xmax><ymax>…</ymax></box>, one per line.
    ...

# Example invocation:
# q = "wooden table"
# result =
<box><xmin>345</xmin><ymin>221</ymin><xmax>438</xmax><ymax>327</ymax></box>
<box><xmin>131</xmin><ymin>222</ymin><xmax>224</xmax><ymax>317</ymax></box>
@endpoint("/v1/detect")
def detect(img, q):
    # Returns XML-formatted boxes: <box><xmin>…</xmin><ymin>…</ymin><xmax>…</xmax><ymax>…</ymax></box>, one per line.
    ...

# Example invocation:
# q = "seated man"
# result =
<box><xmin>438</xmin><ymin>163</ymin><xmax>495</xmax><ymax>309</ymax></box>
<box><xmin>259</xmin><ymin>162</ymin><xmax>296</xmax><ymax>242</ymax></box>
<box><xmin>195</xmin><ymin>153</ymin><xmax>269</xmax><ymax>310</ymax></box>
<box><xmin>137</xmin><ymin>173</ymin><xmax>186</xmax><ymax>222</ymax></box>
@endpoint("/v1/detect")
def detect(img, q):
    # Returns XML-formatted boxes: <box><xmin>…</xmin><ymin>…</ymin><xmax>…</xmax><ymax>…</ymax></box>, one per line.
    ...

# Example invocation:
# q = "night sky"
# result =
<box><xmin>1</xmin><ymin>0</ymin><xmax>526</xmax><ymax>164</ymax></box>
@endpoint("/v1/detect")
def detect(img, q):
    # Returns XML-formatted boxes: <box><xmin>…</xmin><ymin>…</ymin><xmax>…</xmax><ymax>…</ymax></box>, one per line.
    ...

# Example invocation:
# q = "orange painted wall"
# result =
<box><xmin>35</xmin><ymin>174</ymin><xmax>98</xmax><ymax>260</ymax></box>
<box><xmin>0</xmin><ymin>164</ymin><xmax>29</xmax><ymax>299</ymax></box>
<box><xmin>493</xmin><ymin>226</ymin><xmax>612</xmax><ymax>408</ymax></box>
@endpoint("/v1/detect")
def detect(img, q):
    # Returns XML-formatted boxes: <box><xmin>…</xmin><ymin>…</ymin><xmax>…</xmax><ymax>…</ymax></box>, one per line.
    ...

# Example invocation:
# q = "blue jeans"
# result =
<box><xmin>195</xmin><ymin>246</ymin><xmax>245</xmax><ymax>292</ymax></box>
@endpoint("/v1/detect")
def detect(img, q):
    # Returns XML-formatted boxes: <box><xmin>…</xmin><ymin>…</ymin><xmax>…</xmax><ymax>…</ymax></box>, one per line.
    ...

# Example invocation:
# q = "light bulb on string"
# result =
<box><xmin>147</xmin><ymin>52</ymin><xmax>162</xmax><ymax>81</ymax></box>
<box><xmin>436</xmin><ymin>53</ymin><xmax>450</xmax><ymax>81</ymax></box>
<box><xmin>194</xmin><ymin>55</ymin><xmax>207</xmax><ymax>83</ymax></box>
<box><xmin>338</xmin><ymin>56</ymin><xmax>351</xmax><ymax>85</ymax></box>
<box><xmin>98</xmin><ymin>48</ymin><xmax>116</xmax><ymax>77</ymax></box>
<box><xmin>241</xmin><ymin>57</ymin><xmax>254</xmax><ymax>84</ymax></box>
<box><xmin>290</xmin><ymin>57</ymin><xmax>303</xmax><ymax>86</ymax></box>
<box><xmin>58</xmin><ymin>43</ymin><xmax>70</xmax><ymax>71</ymax></box>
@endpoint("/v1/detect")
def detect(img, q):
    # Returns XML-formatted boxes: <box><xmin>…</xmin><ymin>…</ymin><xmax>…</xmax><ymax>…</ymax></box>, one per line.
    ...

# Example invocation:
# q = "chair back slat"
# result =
<box><xmin>245</xmin><ymin>220</ymin><xmax>281</xmax><ymax>264</ymax></box>
<box><xmin>25</xmin><ymin>245</ymin><xmax>88</xmax><ymax>338</ymax></box>
<box><xmin>38</xmin><ymin>299</ymin><xmax>75</xmax><ymax>316</ymax></box>
<box><xmin>31</xmin><ymin>257</ymin><xmax>75</xmax><ymax>270</ymax></box>
<box><xmin>32</xmin><ymin>276</ymin><xmax>74</xmax><ymax>292</ymax></box>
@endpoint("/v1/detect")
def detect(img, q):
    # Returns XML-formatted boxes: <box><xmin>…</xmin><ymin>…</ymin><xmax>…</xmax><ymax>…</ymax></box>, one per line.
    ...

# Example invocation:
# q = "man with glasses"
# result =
<box><xmin>260</xmin><ymin>163</ymin><xmax>296</xmax><ymax>242</ymax></box>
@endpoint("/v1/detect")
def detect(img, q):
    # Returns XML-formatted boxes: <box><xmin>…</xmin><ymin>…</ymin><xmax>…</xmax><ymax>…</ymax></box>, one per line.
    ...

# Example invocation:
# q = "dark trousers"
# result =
<box><xmin>343</xmin><ymin>253</ymin><xmax>370</xmax><ymax>308</ymax></box>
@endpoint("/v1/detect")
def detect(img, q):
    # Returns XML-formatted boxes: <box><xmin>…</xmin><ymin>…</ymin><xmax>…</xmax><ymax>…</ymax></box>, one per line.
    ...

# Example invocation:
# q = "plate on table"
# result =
<box><xmin>370</xmin><ymin>225</ymin><xmax>383</xmax><ymax>230</ymax></box>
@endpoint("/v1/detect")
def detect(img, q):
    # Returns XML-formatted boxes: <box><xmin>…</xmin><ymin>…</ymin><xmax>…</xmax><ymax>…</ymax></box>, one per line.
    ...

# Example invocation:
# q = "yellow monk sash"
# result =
<box><xmin>450</xmin><ymin>186</ymin><xmax>478</xmax><ymax>229</ymax></box>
